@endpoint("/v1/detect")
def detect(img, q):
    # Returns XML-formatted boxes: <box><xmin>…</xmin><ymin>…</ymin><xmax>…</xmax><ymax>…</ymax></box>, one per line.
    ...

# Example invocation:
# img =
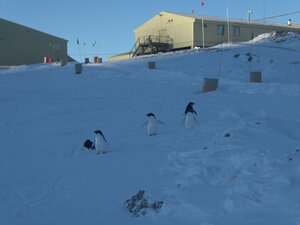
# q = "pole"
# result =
<box><xmin>202</xmin><ymin>18</ymin><xmax>205</xmax><ymax>48</ymax></box>
<box><xmin>77</xmin><ymin>38</ymin><xmax>82</xmax><ymax>62</ymax></box>
<box><xmin>226</xmin><ymin>7</ymin><xmax>230</xmax><ymax>43</ymax></box>
<box><xmin>52</xmin><ymin>45</ymin><xmax>55</xmax><ymax>60</ymax></box>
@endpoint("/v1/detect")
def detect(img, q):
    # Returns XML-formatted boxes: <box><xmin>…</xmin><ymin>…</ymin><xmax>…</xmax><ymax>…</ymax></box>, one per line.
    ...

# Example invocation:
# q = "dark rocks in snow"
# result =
<box><xmin>296</xmin><ymin>149</ymin><xmax>300</xmax><ymax>152</ymax></box>
<box><xmin>124</xmin><ymin>190</ymin><xmax>163</xmax><ymax>217</ymax></box>
<box><xmin>233</xmin><ymin>53</ymin><xmax>240</xmax><ymax>58</ymax></box>
<box><xmin>224</xmin><ymin>132</ymin><xmax>231</xmax><ymax>137</ymax></box>
<box><xmin>83</xmin><ymin>139</ymin><xmax>95</xmax><ymax>150</ymax></box>
<box><xmin>149</xmin><ymin>201</ymin><xmax>164</xmax><ymax>213</ymax></box>
<box><xmin>245</xmin><ymin>53</ymin><xmax>254</xmax><ymax>62</ymax></box>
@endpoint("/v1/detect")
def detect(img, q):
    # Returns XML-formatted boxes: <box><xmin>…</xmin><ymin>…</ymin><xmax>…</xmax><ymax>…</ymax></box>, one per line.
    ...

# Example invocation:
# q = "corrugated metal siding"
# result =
<box><xmin>135</xmin><ymin>12</ymin><xmax>300</xmax><ymax>51</ymax></box>
<box><xmin>193</xmin><ymin>19</ymin><xmax>300</xmax><ymax>47</ymax></box>
<box><xmin>134</xmin><ymin>12</ymin><xmax>195</xmax><ymax>49</ymax></box>
<box><xmin>0</xmin><ymin>19</ymin><xmax>68</xmax><ymax>66</ymax></box>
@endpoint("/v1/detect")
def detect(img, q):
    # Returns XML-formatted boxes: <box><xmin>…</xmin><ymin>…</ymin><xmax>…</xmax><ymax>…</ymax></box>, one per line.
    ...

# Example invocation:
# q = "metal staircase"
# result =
<box><xmin>130</xmin><ymin>35</ymin><xmax>173</xmax><ymax>57</ymax></box>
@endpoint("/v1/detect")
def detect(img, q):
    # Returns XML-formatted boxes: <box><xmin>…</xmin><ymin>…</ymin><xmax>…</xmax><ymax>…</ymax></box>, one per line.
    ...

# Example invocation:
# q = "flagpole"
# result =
<box><xmin>202</xmin><ymin>18</ymin><xmax>205</xmax><ymax>48</ymax></box>
<box><xmin>226</xmin><ymin>7</ymin><xmax>230</xmax><ymax>43</ymax></box>
<box><xmin>77</xmin><ymin>38</ymin><xmax>82</xmax><ymax>62</ymax></box>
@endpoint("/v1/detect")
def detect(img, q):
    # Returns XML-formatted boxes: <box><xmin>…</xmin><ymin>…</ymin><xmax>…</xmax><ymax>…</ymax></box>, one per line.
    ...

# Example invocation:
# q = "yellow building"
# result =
<box><xmin>0</xmin><ymin>18</ymin><xmax>68</xmax><ymax>66</ymax></box>
<box><xmin>109</xmin><ymin>11</ymin><xmax>300</xmax><ymax>61</ymax></box>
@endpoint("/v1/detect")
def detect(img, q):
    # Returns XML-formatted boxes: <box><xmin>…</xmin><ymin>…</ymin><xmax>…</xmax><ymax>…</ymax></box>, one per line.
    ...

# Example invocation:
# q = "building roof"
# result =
<box><xmin>164</xmin><ymin>11</ymin><xmax>300</xmax><ymax>29</ymax></box>
<box><xmin>0</xmin><ymin>18</ymin><xmax>68</xmax><ymax>42</ymax></box>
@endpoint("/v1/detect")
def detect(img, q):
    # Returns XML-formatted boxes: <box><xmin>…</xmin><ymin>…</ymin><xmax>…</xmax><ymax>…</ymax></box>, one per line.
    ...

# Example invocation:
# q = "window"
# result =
<box><xmin>234</xmin><ymin>26</ymin><xmax>240</xmax><ymax>36</ymax></box>
<box><xmin>217</xmin><ymin>25</ymin><xmax>225</xmax><ymax>35</ymax></box>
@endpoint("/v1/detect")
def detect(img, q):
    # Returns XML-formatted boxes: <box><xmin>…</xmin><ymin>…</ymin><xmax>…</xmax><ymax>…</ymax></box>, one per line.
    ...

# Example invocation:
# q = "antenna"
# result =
<box><xmin>263</xmin><ymin>0</ymin><xmax>266</xmax><ymax>23</ymax></box>
<box><xmin>248</xmin><ymin>10</ymin><xmax>253</xmax><ymax>21</ymax></box>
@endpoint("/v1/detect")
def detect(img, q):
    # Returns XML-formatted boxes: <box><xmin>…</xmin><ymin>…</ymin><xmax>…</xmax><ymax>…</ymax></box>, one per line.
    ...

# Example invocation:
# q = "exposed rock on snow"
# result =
<box><xmin>124</xmin><ymin>190</ymin><xmax>163</xmax><ymax>217</ymax></box>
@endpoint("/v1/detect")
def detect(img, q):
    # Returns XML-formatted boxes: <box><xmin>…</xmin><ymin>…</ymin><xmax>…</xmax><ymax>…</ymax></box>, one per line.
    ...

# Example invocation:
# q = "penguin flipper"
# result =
<box><xmin>140</xmin><ymin>121</ymin><xmax>148</xmax><ymax>128</ymax></box>
<box><xmin>157</xmin><ymin>120</ymin><xmax>165</xmax><ymax>125</ymax></box>
<box><xmin>181</xmin><ymin>117</ymin><xmax>185</xmax><ymax>126</ymax></box>
<box><xmin>194</xmin><ymin>117</ymin><xmax>199</xmax><ymax>125</ymax></box>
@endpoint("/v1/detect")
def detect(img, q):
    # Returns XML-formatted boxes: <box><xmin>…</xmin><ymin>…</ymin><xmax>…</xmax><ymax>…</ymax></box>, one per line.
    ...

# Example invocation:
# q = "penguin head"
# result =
<box><xmin>94</xmin><ymin>130</ymin><xmax>103</xmax><ymax>135</ymax></box>
<box><xmin>146</xmin><ymin>113</ymin><xmax>156</xmax><ymax>118</ymax></box>
<box><xmin>185</xmin><ymin>102</ymin><xmax>197</xmax><ymax>115</ymax></box>
<box><xmin>94</xmin><ymin>130</ymin><xmax>107</xmax><ymax>142</ymax></box>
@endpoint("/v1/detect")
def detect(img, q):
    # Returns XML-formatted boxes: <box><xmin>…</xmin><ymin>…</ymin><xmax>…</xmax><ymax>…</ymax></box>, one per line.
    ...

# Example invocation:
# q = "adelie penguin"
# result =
<box><xmin>183</xmin><ymin>102</ymin><xmax>198</xmax><ymax>129</ymax></box>
<box><xmin>141</xmin><ymin>113</ymin><xmax>165</xmax><ymax>136</ymax></box>
<box><xmin>94</xmin><ymin>130</ymin><xmax>107</xmax><ymax>154</ymax></box>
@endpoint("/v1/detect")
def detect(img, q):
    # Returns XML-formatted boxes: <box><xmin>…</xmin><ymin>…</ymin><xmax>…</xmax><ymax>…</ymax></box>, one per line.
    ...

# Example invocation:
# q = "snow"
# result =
<box><xmin>0</xmin><ymin>32</ymin><xmax>300</xmax><ymax>225</ymax></box>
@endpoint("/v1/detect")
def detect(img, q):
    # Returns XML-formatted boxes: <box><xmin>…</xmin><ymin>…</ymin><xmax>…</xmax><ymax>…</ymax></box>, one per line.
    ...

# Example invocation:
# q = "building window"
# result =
<box><xmin>217</xmin><ymin>25</ymin><xmax>225</xmax><ymax>35</ymax></box>
<box><xmin>234</xmin><ymin>26</ymin><xmax>240</xmax><ymax>36</ymax></box>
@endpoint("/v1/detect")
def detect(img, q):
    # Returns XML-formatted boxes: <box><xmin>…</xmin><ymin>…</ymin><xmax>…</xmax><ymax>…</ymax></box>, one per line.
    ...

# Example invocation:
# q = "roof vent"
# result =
<box><xmin>288</xmin><ymin>19</ymin><xmax>291</xmax><ymax>26</ymax></box>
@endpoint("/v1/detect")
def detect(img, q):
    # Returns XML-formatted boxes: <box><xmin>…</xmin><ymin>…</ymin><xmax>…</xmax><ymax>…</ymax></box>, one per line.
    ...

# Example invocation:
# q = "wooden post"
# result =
<box><xmin>202</xmin><ymin>77</ymin><xmax>219</xmax><ymax>92</ymax></box>
<box><xmin>60</xmin><ymin>59</ymin><xmax>67</xmax><ymax>66</ymax></box>
<box><xmin>250</xmin><ymin>71</ymin><xmax>262</xmax><ymax>83</ymax></box>
<box><xmin>148</xmin><ymin>61</ymin><xmax>156</xmax><ymax>69</ymax></box>
<box><xmin>75</xmin><ymin>63</ymin><xmax>82</xmax><ymax>74</ymax></box>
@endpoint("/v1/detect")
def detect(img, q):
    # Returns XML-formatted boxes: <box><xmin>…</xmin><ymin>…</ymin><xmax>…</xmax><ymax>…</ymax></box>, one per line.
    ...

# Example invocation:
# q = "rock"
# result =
<box><xmin>124</xmin><ymin>190</ymin><xmax>163</xmax><ymax>217</ymax></box>
<box><xmin>150</xmin><ymin>201</ymin><xmax>164</xmax><ymax>213</ymax></box>
<box><xmin>224</xmin><ymin>133</ymin><xmax>231</xmax><ymax>137</ymax></box>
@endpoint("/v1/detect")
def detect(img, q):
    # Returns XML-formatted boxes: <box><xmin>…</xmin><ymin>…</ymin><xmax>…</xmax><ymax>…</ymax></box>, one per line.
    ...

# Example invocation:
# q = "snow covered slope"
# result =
<box><xmin>0</xmin><ymin>32</ymin><xmax>300</xmax><ymax>225</ymax></box>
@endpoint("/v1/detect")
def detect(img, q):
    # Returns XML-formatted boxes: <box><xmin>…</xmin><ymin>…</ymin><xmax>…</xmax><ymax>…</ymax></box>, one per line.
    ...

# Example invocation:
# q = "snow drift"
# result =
<box><xmin>0</xmin><ymin>32</ymin><xmax>300</xmax><ymax>225</ymax></box>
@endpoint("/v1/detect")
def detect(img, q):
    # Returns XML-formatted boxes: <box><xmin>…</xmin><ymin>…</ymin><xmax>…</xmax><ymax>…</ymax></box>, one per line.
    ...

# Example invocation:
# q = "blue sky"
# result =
<box><xmin>1</xmin><ymin>0</ymin><xmax>299</xmax><ymax>61</ymax></box>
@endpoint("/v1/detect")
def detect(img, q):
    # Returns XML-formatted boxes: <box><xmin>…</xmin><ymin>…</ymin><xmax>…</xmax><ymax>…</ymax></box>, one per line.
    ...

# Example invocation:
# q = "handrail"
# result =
<box><xmin>129</xmin><ymin>37</ymin><xmax>141</xmax><ymax>54</ymax></box>
<box><xmin>130</xmin><ymin>35</ymin><xmax>174</xmax><ymax>57</ymax></box>
<box><xmin>139</xmin><ymin>35</ymin><xmax>173</xmax><ymax>45</ymax></box>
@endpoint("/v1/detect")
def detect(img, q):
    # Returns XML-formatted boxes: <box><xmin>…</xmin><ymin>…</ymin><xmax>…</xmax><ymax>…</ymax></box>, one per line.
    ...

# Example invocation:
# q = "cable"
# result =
<box><xmin>69</xmin><ymin>53</ymin><xmax>123</xmax><ymax>56</ymax></box>
<box><xmin>256</xmin><ymin>10</ymin><xmax>300</xmax><ymax>21</ymax></box>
